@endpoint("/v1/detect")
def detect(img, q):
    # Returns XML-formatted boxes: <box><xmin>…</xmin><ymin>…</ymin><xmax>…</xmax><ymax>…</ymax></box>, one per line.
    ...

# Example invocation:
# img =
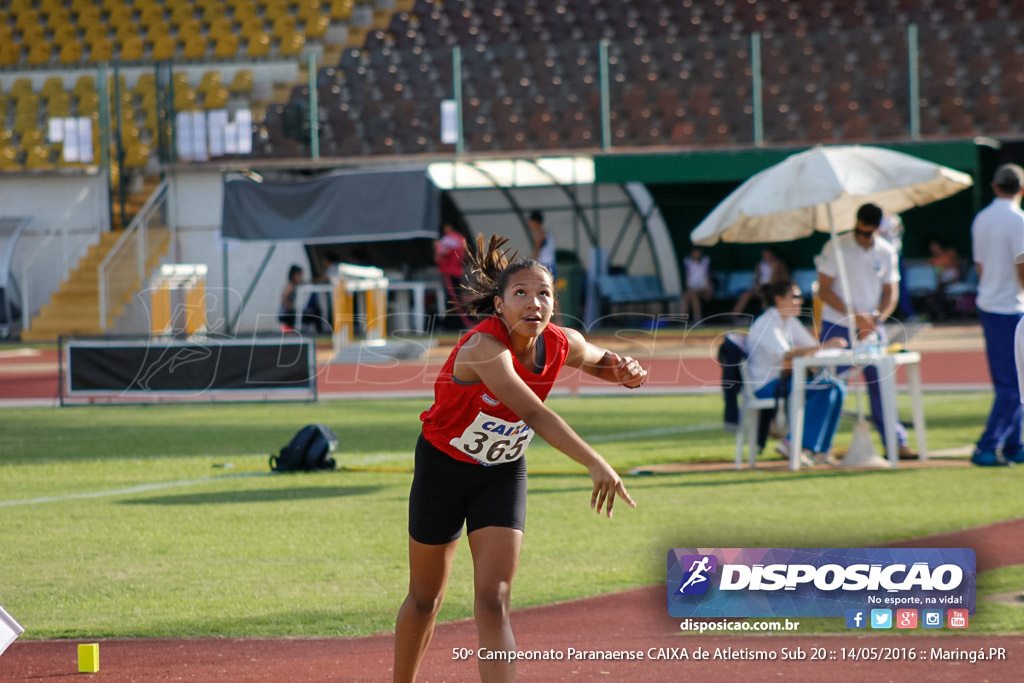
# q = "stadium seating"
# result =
<box><xmin>1</xmin><ymin>0</ymin><xmax>1023</xmax><ymax>168</ymax></box>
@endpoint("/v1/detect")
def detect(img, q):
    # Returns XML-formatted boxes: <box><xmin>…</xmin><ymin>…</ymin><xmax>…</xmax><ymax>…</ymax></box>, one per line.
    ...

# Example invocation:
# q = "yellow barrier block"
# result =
<box><xmin>78</xmin><ymin>643</ymin><xmax>99</xmax><ymax>673</ymax></box>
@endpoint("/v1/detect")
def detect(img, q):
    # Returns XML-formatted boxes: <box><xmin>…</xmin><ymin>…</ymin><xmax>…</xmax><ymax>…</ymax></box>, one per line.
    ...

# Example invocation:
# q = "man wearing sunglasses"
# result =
<box><xmin>815</xmin><ymin>203</ymin><xmax>915</xmax><ymax>459</ymax></box>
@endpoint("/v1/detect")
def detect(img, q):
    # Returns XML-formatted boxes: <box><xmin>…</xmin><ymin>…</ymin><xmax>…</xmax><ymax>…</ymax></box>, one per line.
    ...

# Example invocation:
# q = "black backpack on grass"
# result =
<box><xmin>270</xmin><ymin>424</ymin><xmax>338</xmax><ymax>472</ymax></box>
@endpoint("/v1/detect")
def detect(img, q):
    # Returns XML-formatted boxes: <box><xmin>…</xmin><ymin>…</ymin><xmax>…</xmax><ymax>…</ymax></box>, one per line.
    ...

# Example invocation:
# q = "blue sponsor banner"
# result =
<box><xmin>667</xmin><ymin>548</ymin><xmax>975</xmax><ymax>618</ymax></box>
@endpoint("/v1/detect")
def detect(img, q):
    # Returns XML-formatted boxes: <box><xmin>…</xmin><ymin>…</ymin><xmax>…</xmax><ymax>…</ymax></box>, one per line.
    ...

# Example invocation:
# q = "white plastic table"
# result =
<box><xmin>789</xmin><ymin>349</ymin><xmax>927</xmax><ymax>471</ymax></box>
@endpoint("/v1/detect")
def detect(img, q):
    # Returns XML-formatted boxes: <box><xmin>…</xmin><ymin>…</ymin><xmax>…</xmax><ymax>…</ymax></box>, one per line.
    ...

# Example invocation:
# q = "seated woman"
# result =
<box><xmin>745</xmin><ymin>280</ymin><xmax>848</xmax><ymax>465</ymax></box>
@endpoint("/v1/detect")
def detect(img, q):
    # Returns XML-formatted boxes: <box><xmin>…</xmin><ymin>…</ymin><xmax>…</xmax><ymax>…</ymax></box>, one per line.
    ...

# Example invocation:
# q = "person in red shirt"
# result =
<box><xmin>394</xmin><ymin>235</ymin><xmax>647</xmax><ymax>683</ymax></box>
<box><xmin>434</xmin><ymin>222</ymin><xmax>473</xmax><ymax>329</ymax></box>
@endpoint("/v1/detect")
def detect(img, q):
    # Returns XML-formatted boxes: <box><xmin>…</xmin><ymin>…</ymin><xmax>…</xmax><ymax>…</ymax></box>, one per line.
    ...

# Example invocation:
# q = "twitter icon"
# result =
<box><xmin>870</xmin><ymin>609</ymin><xmax>892</xmax><ymax>629</ymax></box>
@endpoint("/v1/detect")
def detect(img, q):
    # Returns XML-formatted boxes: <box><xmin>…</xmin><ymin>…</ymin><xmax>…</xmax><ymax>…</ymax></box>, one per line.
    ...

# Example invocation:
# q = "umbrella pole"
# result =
<box><xmin>826</xmin><ymin>203</ymin><xmax>858</xmax><ymax>349</ymax></box>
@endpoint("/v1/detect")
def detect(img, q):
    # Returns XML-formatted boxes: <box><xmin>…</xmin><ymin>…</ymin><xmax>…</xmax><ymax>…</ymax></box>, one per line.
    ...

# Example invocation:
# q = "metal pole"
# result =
<box><xmin>599</xmin><ymin>40</ymin><xmax>611</xmax><ymax>150</ymax></box>
<box><xmin>452</xmin><ymin>45</ymin><xmax>464</xmax><ymax>155</ymax></box>
<box><xmin>751</xmin><ymin>32</ymin><xmax>764</xmax><ymax>146</ymax></box>
<box><xmin>308</xmin><ymin>52</ymin><xmax>320</xmax><ymax>160</ymax></box>
<box><xmin>908</xmin><ymin>24</ymin><xmax>921</xmax><ymax>140</ymax></box>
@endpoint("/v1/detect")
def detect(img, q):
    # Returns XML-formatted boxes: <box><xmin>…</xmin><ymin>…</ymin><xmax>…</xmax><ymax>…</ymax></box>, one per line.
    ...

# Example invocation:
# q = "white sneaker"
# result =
<box><xmin>775</xmin><ymin>440</ymin><xmax>791</xmax><ymax>458</ymax></box>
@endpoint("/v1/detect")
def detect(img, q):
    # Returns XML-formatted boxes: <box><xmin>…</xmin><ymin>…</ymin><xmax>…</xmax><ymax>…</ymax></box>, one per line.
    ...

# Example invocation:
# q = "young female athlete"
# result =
<box><xmin>393</xmin><ymin>236</ymin><xmax>648</xmax><ymax>682</ymax></box>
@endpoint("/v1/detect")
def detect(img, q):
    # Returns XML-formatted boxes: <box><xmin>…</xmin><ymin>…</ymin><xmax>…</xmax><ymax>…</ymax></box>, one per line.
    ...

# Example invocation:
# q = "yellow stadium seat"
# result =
<box><xmin>41</xmin><ymin>76</ymin><xmax>64</xmax><ymax>97</ymax></box>
<box><xmin>271</xmin><ymin>16</ymin><xmax>296</xmax><ymax>40</ymax></box>
<box><xmin>330</xmin><ymin>0</ymin><xmax>354</xmax><ymax>21</ymax></box>
<box><xmin>247</xmin><ymin>34</ymin><xmax>271</xmax><ymax>57</ymax></box>
<box><xmin>25</xmin><ymin>145</ymin><xmax>57</xmax><ymax>171</ymax></box>
<box><xmin>50</xmin><ymin>23</ymin><xmax>77</xmax><ymax>46</ymax></box>
<box><xmin>139</xmin><ymin>6</ymin><xmax>165</xmax><ymax>28</ymax></box>
<box><xmin>101</xmin><ymin>0</ymin><xmax>124</xmax><ymax>13</ymax></box>
<box><xmin>206</xmin><ymin>18</ymin><xmax>233</xmax><ymax>38</ymax></box>
<box><xmin>280</xmin><ymin>32</ymin><xmax>305</xmax><ymax>57</ymax></box>
<box><xmin>10</xmin><ymin>0</ymin><xmax>34</xmax><ymax>11</ymax></box>
<box><xmin>119</xmin><ymin>36</ymin><xmax>145</xmax><ymax>61</ymax></box>
<box><xmin>297</xmin><ymin>0</ymin><xmax>322</xmax><ymax>21</ymax></box>
<box><xmin>134</xmin><ymin>73</ymin><xmax>156</xmax><ymax>96</ymax></box>
<box><xmin>201</xmin><ymin>4</ymin><xmax>226</xmax><ymax>22</ymax></box>
<box><xmin>231</xmin><ymin>3</ymin><xmax>257</xmax><ymax>23</ymax></box>
<box><xmin>11</xmin><ymin>78</ymin><xmax>34</xmax><ymax>99</ymax></box>
<box><xmin>305</xmin><ymin>15</ymin><xmax>330</xmax><ymax>39</ymax></box>
<box><xmin>0</xmin><ymin>43</ymin><xmax>19</xmax><ymax>67</ymax></box>
<box><xmin>0</xmin><ymin>127</ymin><xmax>11</xmax><ymax>146</ymax></box>
<box><xmin>21</xmin><ymin>129</ymin><xmax>44</xmax><ymax>149</ymax></box>
<box><xmin>47</xmin><ymin>92</ymin><xmax>72</xmax><ymax>117</ymax></box>
<box><xmin>107</xmin><ymin>6</ymin><xmax>134</xmax><ymax>32</ymax></box>
<box><xmin>27</xmin><ymin>42</ymin><xmax>53</xmax><ymax>66</ymax></box>
<box><xmin>119</xmin><ymin>121</ymin><xmax>141</xmax><ymax>144</ymax></box>
<box><xmin>0</xmin><ymin>24</ymin><xmax>12</xmax><ymax>44</ymax></box>
<box><xmin>89</xmin><ymin>39</ymin><xmax>115</xmax><ymax>62</ymax></box>
<box><xmin>83</xmin><ymin>24</ymin><xmax>109</xmax><ymax>45</ymax></box>
<box><xmin>0</xmin><ymin>145</ymin><xmax>21</xmax><ymax>171</ymax></box>
<box><xmin>73</xmin><ymin>75</ymin><xmax>96</xmax><ymax>96</ymax></box>
<box><xmin>182</xmin><ymin>35</ymin><xmax>208</xmax><ymax>59</ymax></box>
<box><xmin>229</xmin><ymin>69</ymin><xmax>254</xmax><ymax>94</ymax></box>
<box><xmin>40</xmin><ymin>0</ymin><xmax>65</xmax><ymax>15</ymax></box>
<box><xmin>75</xmin><ymin>5</ymin><xmax>102</xmax><ymax>28</ymax></box>
<box><xmin>198</xmin><ymin>71</ymin><xmax>223</xmax><ymax>93</ymax></box>
<box><xmin>0</xmin><ymin>96</ymin><xmax>7</xmax><ymax>121</ymax></box>
<box><xmin>239</xmin><ymin>17</ymin><xmax>266</xmax><ymax>41</ymax></box>
<box><xmin>213</xmin><ymin>34</ymin><xmax>239</xmax><ymax>58</ymax></box>
<box><xmin>124</xmin><ymin>143</ymin><xmax>150</xmax><ymax>169</ymax></box>
<box><xmin>76</xmin><ymin>91</ymin><xmax>99</xmax><ymax>116</ymax></box>
<box><xmin>19</xmin><ymin>24</ymin><xmax>46</xmax><ymax>46</ymax></box>
<box><xmin>176</xmin><ymin>18</ymin><xmax>204</xmax><ymax>37</ymax></box>
<box><xmin>46</xmin><ymin>9</ymin><xmax>73</xmax><ymax>29</ymax></box>
<box><xmin>261</xmin><ymin>0</ymin><xmax>289</xmax><ymax>20</ymax></box>
<box><xmin>59</xmin><ymin>41</ymin><xmax>84</xmax><ymax>64</ymax></box>
<box><xmin>173</xmin><ymin>73</ymin><xmax>191</xmax><ymax>91</ymax></box>
<box><xmin>15</xmin><ymin>10</ymin><xmax>40</xmax><ymax>34</ymax></box>
<box><xmin>14</xmin><ymin>113</ymin><xmax>39</xmax><ymax>135</ymax></box>
<box><xmin>150</xmin><ymin>36</ymin><xmax>177</xmax><ymax>60</ymax></box>
<box><xmin>145</xmin><ymin>22</ymin><xmax>172</xmax><ymax>40</ymax></box>
<box><xmin>174</xmin><ymin>88</ymin><xmax>197</xmax><ymax>112</ymax></box>
<box><xmin>204</xmin><ymin>86</ymin><xmax>229</xmax><ymax>110</ymax></box>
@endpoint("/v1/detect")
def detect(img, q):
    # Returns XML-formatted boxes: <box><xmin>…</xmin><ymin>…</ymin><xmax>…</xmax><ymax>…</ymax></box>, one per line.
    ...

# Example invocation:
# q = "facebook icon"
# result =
<box><xmin>845</xmin><ymin>609</ymin><xmax>866</xmax><ymax>629</ymax></box>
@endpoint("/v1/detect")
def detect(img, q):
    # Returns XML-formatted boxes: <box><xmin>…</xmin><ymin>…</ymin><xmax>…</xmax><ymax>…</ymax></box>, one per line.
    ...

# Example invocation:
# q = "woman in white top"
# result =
<box><xmin>746</xmin><ymin>280</ymin><xmax>848</xmax><ymax>463</ymax></box>
<box><xmin>681</xmin><ymin>246</ymin><xmax>713</xmax><ymax>322</ymax></box>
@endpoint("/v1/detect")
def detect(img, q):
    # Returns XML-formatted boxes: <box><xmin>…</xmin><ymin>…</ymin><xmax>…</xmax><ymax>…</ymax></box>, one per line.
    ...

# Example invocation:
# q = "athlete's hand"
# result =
<box><xmin>589</xmin><ymin>459</ymin><xmax>636</xmax><ymax>518</ymax></box>
<box><xmin>611</xmin><ymin>354</ymin><xmax>648</xmax><ymax>389</ymax></box>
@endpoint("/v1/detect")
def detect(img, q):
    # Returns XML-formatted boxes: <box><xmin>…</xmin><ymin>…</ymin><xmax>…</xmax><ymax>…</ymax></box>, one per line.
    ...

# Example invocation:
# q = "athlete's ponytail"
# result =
<box><xmin>460</xmin><ymin>234</ymin><xmax>552</xmax><ymax>317</ymax></box>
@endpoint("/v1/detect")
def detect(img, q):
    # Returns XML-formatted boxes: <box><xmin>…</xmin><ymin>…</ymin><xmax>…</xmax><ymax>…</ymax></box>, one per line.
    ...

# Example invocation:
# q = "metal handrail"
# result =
<box><xmin>19</xmin><ymin>186</ymin><xmax>94</xmax><ymax>332</ymax></box>
<box><xmin>98</xmin><ymin>180</ymin><xmax>169</xmax><ymax>331</ymax></box>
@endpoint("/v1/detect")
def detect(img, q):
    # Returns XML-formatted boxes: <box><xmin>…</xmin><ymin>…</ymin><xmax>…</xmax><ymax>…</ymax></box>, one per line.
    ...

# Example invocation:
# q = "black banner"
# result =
<box><xmin>62</xmin><ymin>337</ymin><xmax>316</xmax><ymax>404</ymax></box>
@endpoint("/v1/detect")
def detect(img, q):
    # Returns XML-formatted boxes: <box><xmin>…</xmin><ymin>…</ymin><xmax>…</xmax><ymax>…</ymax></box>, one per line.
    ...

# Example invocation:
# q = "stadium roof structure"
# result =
<box><xmin>426</xmin><ymin>155</ymin><xmax>681</xmax><ymax>306</ymax></box>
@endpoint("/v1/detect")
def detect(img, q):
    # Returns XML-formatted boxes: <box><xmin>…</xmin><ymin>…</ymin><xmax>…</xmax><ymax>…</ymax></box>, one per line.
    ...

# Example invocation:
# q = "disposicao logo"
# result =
<box><xmin>667</xmin><ymin>548</ymin><xmax>975</xmax><ymax>619</ymax></box>
<box><xmin>676</xmin><ymin>555</ymin><xmax>718</xmax><ymax>596</ymax></box>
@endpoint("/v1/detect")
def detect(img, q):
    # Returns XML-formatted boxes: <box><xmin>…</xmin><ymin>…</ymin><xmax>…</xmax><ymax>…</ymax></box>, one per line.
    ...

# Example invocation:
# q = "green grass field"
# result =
<box><xmin>1</xmin><ymin>392</ymin><xmax>1022</xmax><ymax>639</ymax></box>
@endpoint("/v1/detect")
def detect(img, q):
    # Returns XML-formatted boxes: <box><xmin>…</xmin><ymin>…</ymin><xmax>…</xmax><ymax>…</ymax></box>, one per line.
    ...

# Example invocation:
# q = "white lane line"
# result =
<box><xmin>0</xmin><ymin>472</ymin><xmax>267</xmax><ymax>507</ymax></box>
<box><xmin>0</xmin><ymin>424</ymin><xmax>723</xmax><ymax>506</ymax></box>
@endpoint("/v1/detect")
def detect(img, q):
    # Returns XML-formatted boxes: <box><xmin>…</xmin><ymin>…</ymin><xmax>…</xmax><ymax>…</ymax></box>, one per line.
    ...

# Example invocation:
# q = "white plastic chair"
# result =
<box><xmin>734</xmin><ymin>359</ymin><xmax>777</xmax><ymax>469</ymax></box>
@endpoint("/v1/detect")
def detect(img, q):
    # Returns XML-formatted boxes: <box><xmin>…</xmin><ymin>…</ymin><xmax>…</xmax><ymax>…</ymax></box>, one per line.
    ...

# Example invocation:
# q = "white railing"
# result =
<box><xmin>19</xmin><ymin>187</ymin><xmax>96</xmax><ymax>332</ymax></box>
<box><xmin>98</xmin><ymin>180</ymin><xmax>169</xmax><ymax>332</ymax></box>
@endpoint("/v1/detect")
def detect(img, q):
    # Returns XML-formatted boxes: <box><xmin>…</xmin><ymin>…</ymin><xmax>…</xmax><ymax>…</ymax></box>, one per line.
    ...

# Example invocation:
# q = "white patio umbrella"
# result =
<box><xmin>691</xmin><ymin>145</ymin><xmax>974</xmax><ymax>467</ymax></box>
<box><xmin>690</xmin><ymin>145</ymin><xmax>974</xmax><ymax>338</ymax></box>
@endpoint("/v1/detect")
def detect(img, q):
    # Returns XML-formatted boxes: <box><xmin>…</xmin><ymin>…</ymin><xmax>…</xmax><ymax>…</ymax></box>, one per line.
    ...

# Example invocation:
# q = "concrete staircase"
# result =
<box><xmin>21</xmin><ymin>227</ymin><xmax>171</xmax><ymax>342</ymax></box>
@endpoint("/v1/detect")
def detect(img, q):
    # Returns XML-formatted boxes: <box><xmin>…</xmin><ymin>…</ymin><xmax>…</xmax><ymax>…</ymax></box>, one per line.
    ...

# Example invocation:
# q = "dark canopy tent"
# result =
<box><xmin>218</xmin><ymin>167</ymin><xmax>442</xmax><ymax>332</ymax></box>
<box><xmin>221</xmin><ymin>167</ymin><xmax>440</xmax><ymax>244</ymax></box>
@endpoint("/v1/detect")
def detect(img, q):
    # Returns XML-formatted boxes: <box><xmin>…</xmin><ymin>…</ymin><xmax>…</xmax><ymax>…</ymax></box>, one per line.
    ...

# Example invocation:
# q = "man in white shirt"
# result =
<box><xmin>816</xmin><ymin>203</ymin><xmax>914</xmax><ymax>457</ymax></box>
<box><xmin>971</xmin><ymin>163</ymin><xmax>1024</xmax><ymax>466</ymax></box>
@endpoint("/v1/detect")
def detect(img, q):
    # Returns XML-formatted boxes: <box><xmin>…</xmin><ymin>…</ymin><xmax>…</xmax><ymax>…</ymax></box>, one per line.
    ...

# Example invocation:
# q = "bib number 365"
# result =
<box><xmin>450</xmin><ymin>412</ymin><xmax>535</xmax><ymax>465</ymax></box>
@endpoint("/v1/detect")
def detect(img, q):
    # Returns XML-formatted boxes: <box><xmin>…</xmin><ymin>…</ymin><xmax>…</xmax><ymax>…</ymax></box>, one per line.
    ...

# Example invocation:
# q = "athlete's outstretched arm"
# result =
<box><xmin>562</xmin><ymin>327</ymin><xmax>648</xmax><ymax>388</ymax></box>
<box><xmin>455</xmin><ymin>333</ymin><xmax>635</xmax><ymax>517</ymax></box>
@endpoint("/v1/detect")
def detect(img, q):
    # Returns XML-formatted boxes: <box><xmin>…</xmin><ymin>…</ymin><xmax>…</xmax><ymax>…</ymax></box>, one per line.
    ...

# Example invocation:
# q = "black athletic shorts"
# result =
<box><xmin>408</xmin><ymin>433</ymin><xmax>528</xmax><ymax>545</ymax></box>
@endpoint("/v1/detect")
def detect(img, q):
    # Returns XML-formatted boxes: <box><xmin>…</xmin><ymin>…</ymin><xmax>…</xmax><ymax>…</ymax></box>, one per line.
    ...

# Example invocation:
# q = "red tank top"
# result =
<box><xmin>420</xmin><ymin>316</ymin><xmax>570</xmax><ymax>464</ymax></box>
